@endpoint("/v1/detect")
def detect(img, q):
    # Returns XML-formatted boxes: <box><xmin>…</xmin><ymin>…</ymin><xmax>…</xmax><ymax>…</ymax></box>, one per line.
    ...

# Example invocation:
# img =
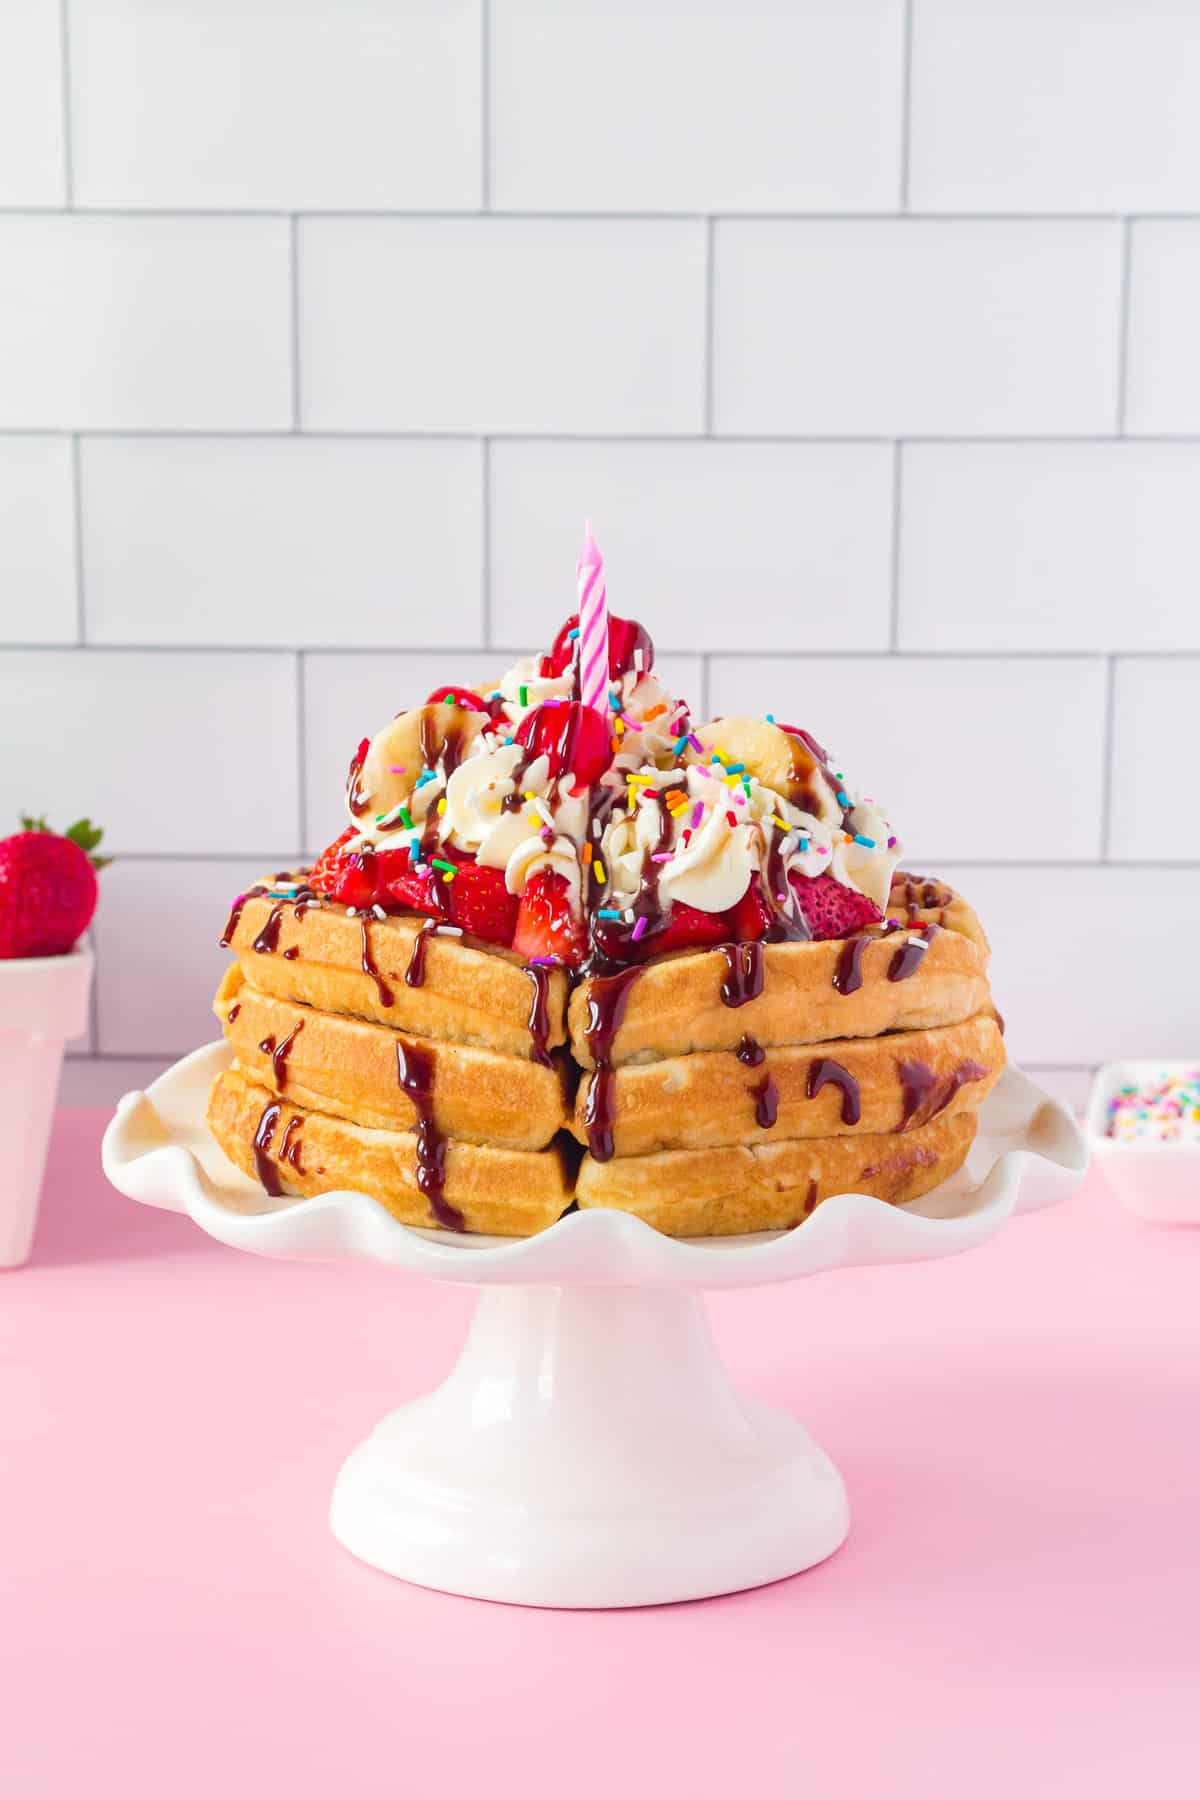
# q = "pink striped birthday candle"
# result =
<box><xmin>576</xmin><ymin>522</ymin><xmax>610</xmax><ymax>716</ymax></box>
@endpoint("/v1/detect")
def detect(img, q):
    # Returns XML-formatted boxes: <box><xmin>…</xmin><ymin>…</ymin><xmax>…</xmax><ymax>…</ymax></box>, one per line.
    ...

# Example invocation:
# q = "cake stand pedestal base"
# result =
<box><xmin>330</xmin><ymin>1283</ymin><xmax>849</xmax><ymax>1608</ymax></box>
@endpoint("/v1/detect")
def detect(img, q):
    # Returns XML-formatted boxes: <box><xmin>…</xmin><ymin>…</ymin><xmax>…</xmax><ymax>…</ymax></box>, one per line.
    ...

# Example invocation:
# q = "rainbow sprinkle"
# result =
<box><xmin>631</xmin><ymin>916</ymin><xmax>648</xmax><ymax>942</ymax></box>
<box><xmin>1108</xmin><ymin>1070</ymin><xmax>1200</xmax><ymax>1142</ymax></box>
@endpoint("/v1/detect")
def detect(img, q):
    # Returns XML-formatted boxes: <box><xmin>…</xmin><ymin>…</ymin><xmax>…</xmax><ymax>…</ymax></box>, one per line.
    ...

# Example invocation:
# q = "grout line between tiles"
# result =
<box><xmin>295</xmin><ymin>650</ymin><xmax>308</xmax><ymax>852</ymax></box>
<box><xmin>888</xmin><ymin>442</ymin><xmax>903</xmax><ymax>649</ymax></box>
<box><xmin>898</xmin><ymin>0</ymin><xmax>914</xmax><ymax>211</ymax></box>
<box><xmin>289</xmin><ymin>215</ymin><xmax>302</xmax><ymax>430</ymax></box>
<box><xmin>1100</xmin><ymin>655</ymin><xmax>1117</xmax><ymax>861</ymax></box>
<box><xmin>70</xmin><ymin>434</ymin><xmax>86</xmax><ymax>642</ymax></box>
<box><xmin>7</xmin><ymin>428</ymin><xmax>1200</xmax><ymax>447</ymax></box>
<box><xmin>1115</xmin><ymin>218</ymin><xmax>1133</xmax><ymax>434</ymax></box>
<box><xmin>6</xmin><ymin>643</ymin><xmax>1195</xmax><ymax>662</ymax></box>
<box><xmin>3</xmin><ymin>206</ymin><xmax>1183</xmax><ymax>223</ymax></box>
<box><xmin>480</xmin><ymin>0</ymin><xmax>491</xmax><ymax>209</ymax></box>
<box><xmin>481</xmin><ymin>438</ymin><xmax>493</xmax><ymax>647</ymax></box>
<box><xmin>57</xmin><ymin>0</ymin><xmax>74</xmax><ymax>206</ymax></box>
<box><xmin>703</xmin><ymin>218</ymin><xmax>715</xmax><ymax>433</ymax></box>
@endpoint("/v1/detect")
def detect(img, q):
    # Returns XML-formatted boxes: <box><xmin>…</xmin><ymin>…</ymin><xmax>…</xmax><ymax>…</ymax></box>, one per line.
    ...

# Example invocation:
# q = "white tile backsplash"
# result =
<box><xmin>939</xmin><ymin>865</ymin><xmax>1200</xmax><ymax>1066</ymax></box>
<box><xmin>489</xmin><ymin>441</ymin><xmax>893</xmax><ymax>653</ymax></box>
<box><xmin>0</xmin><ymin>1</ymin><xmax>65</xmax><ymax>205</ymax></box>
<box><xmin>0</xmin><ymin>437</ymin><xmax>77</xmax><ymax>644</ymax></box>
<box><xmin>1125</xmin><ymin>223</ymin><xmax>1200</xmax><ymax>436</ymax></box>
<box><xmin>1109</xmin><ymin>660</ymin><xmax>1200</xmax><ymax>863</ymax></box>
<box><xmin>909</xmin><ymin>1</ymin><xmax>1200</xmax><ymax>214</ymax></box>
<box><xmin>69</xmin><ymin>0</ymin><xmax>482</xmax><ymax>211</ymax></box>
<box><xmin>0</xmin><ymin>650</ymin><xmax>300</xmax><ymax>855</ymax></box>
<box><xmin>94</xmin><ymin>858</ymin><xmax>275</xmax><ymax>1055</ymax></box>
<box><xmin>490</xmin><ymin>0</ymin><xmax>903</xmax><ymax>213</ymax></box>
<box><xmin>708</xmin><ymin>656</ymin><xmax>1108</xmax><ymax>864</ymax></box>
<box><xmin>899</xmin><ymin>443</ymin><xmax>1200</xmax><ymax>653</ymax></box>
<box><xmin>0</xmin><ymin>216</ymin><xmax>291</xmax><ymax>432</ymax></box>
<box><xmin>80</xmin><ymin>437</ymin><xmax>484</xmax><ymax>647</ymax></box>
<box><xmin>712</xmin><ymin>220</ymin><xmax>1122</xmax><ymax>437</ymax></box>
<box><xmin>0</xmin><ymin>1</ymin><xmax>1195</xmax><ymax>1074</ymax></box>
<box><xmin>298</xmin><ymin>217</ymin><xmax>707</xmax><ymax>434</ymax></box>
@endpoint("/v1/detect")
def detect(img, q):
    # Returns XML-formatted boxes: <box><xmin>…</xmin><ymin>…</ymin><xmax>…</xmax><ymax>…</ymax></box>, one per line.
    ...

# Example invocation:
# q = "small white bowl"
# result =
<box><xmin>1087</xmin><ymin>1060</ymin><xmax>1200</xmax><ymax>1224</ymax></box>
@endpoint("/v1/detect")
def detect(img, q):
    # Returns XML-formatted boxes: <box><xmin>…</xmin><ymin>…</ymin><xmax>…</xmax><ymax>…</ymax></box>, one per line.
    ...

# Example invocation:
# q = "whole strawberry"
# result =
<box><xmin>0</xmin><ymin>815</ymin><xmax>108</xmax><ymax>959</ymax></box>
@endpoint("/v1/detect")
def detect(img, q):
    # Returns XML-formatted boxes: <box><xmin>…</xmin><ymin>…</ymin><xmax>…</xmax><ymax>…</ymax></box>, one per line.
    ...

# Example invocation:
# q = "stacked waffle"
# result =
<box><xmin>211</xmin><ymin>899</ymin><xmax>575</xmax><ymax>1235</ymax></box>
<box><xmin>568</xmin><ymin>870</ymin><xmax>1003</xmax><ymax>1236</ymax></box>
<box><xmin>206</xmin><ymin>575</ymin><xmax>1005</xmax><ymax>1237</ymax></box>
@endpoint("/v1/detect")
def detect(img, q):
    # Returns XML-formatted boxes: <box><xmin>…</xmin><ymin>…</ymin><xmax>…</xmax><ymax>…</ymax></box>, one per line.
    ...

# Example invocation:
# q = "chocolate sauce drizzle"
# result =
<box><xmin>751</xmin><ymin>1071</ymin><xmax>779</xmax><ymax>1129</ymax></box>
<box><xmin>719</xmin><ymin>941</ymin><xmax>765</xmax><ymax>1007</ymax></box>
<box><xmin>405</xmin><ymin>920</ymin><xmax>439</xmax><ymax>988</ymax></box>
<box><xmin>832</xmin><ymin>933</ymin><xmax>870</xmax><ymax>996</ymax></box>
<box><xmin>252</xmin><ymin>902</ymin><xmax>286</xmax><ymax>955</ymax></box>
<box><xmin>807</xmin><ymin>1057</ymin><xmax>862</xmax><ymax>1126</ymax></box>
<box><xmin>524</xmin><ymin>964</ymin><xmax>554</xmax><ymax>1066</ymax></box>
<box><xmin>888</xmin><ymin>923</ymin><xmax>939</xmax><ymax>983</ymax></box>
<box><xmin>897</xmin><ymin>1056</ymin><xmax>988</xmax><ymax>1129</ymax></box>
<box><xmin>736</xmin><ymin>1032</ymin><xmax>765</xmax><ymax>1066</ymax></box>
<box><xmin>360</xmin><ymin>918</ymin><xmax>394</xmax><ymax>1007</ymax></box>
<box><xmin>252</xmin><ymin>1100</ymin><xmax>284</xmax><ymax>1196</ymax></box>
<box><xmin>581</xmin><ymin>963</ymin><xmax>644</xmax><ymax>1162</ymax></box>
<box><xmin>396</xmin><ymin>1037</ymin><xmax>463</xmax><ymax>1230</ymax></box>
<box><xmin>267</xmin><ymin>1020</ymin><xmax>303</xmax><ymax>1093</ymax></box>
<box><xmin>278</xmin><ymin>1114</ymin><xmax>304</xmax><ymax>1173</ymax></box>
<box><xmin>898</xmin><ymin>1059</ymin><xmax>938</xmax><ymax>1129</ymax></box>
<box><xmin>220</xmin><ymin>884</ymin><xmax>267</xmax><ymax>948</ymax></box>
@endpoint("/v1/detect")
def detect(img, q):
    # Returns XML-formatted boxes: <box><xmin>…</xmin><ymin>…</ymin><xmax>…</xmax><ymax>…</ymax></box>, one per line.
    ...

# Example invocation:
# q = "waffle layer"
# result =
<box><xmin>575</xmin><ymin>1109</ymin><xmax>976</xmax><ymax>1236</ymax></box>
<box><xmin>568</xmin><ymin>883</ymin><xmax>990</xmax><ymax>1069</ymax></box>
<box><xmin>568</xmin><ymin>1012</ymin><xmax>1003</xmax><ymax>1156</ymax></box>
<box><xmin>224</xmin><ymin>882</ymin><xmax>568</xmax><ymax>1060</ymax></box>
<box><xmin>207</xmin><ymin>1066</ymin><xmax>575</xmax><ymax>1237</ymax></box>
<box><xmin>216</xmin><ymin>967</ymin><xmax>571</xmax><ymax>1151</ymax></box>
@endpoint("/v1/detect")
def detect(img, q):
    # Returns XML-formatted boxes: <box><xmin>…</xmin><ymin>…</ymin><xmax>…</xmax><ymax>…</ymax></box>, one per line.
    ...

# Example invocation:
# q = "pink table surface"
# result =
<box><xmin>1</xmin><ymin>1110</ymin><xmax>1198</xmax><ymax>1799</ymax></box>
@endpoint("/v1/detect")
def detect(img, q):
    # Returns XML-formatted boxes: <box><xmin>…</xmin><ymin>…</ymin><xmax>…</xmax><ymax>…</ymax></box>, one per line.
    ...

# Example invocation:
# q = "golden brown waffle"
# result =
<box><xmin>568</xmin><ymin>1012</ymin><xmax>1004</xmax><ymax>1157</ymax></box>
<box><xmin>207</xmin><ymin>1066</ymin><xmax>576</xmax><ymax>1237</ymax></box>
<box><xmin>223</xmin><ymin>882</ymin><xmax>568</xmax><ymax>1060</ymax></box>
<box><xmin>568</xmin><ymin>881</ymin><xmax>991</xmax><ymax>1069</ymax></box>
<box><xmin>208</xmin><ymin>871</ymin><xmax>999</xmax><ymax>1237</ymax></box>
<box><xmin>575</xmin><ymin>1110</ymin><xmax>976</xmax><ymax>1237</ymax></box>
<box><xmin>216</xmin><ymin>967</ymin><xmax>571</xmax><ymax>1151</ymax></box>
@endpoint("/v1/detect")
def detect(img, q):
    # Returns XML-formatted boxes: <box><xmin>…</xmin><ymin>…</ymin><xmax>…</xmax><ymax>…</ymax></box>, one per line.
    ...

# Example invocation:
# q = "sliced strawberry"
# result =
<box><xmin>727</xmin><ymin>877</ymin><xmax>773</xmax><ymax>942</ymax></box>
<box><xmin>445</xmin><ymin>860</ymin><xmax>519</xmax><ymax>944</ymax></box>
<box><xmin>545</xmin><ymin>612</ymin><xmax>655</xmax><ymax>682</ymax></box>
<box><xmin>515</xmin><ymin>700</ymin><xmax>610</xmax><ymax>789</ymax></box>
<box><xmin>513</xmin><ymin>868</ymin><xmax>587</xmax><ymax>966</ymax></box>
<box><xmin>308</xmin><ymin>827</ymin><xmax>358</xmax><ymax>895</ymax></box>
<box><xmin>790</xmin><ymin>870</ymin><xmax>882</xmax><ymax>941</ymax></box>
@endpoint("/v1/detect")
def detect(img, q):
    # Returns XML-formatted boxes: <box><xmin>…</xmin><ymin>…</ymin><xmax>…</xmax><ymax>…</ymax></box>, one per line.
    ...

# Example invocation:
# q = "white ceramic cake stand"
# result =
<box><xmin>102</xmin><ymin>1042</ymin><xmax>1086</xmax><ymax>1609</ymax></box>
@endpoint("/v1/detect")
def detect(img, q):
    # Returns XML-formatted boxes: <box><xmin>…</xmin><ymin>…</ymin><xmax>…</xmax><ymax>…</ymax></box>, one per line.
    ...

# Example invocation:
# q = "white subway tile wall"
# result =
<box><xmin>0</xmin><ymin>0</ymin><xmax>1196</xmax><ymax>1106</ymax></box>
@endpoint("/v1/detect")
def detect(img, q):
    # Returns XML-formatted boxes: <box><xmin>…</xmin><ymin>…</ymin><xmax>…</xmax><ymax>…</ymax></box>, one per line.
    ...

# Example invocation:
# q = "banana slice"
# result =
<box><xmin>351</xmin><ymin>703</ymin><xmax>488</xmax><ymax>823</ymax></box>
<box><xmin>686</xmin><ymin>717</ymin><xmax>840</xmax><ymax>822</ymax></box>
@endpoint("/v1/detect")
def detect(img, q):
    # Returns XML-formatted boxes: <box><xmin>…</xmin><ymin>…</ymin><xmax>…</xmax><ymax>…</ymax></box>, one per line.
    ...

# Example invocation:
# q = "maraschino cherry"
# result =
<box><xmin>542</xmin><ymin>613</ymin><xmax>655</xmax><ymax>683</ymax></box>
<box><xmin>515</xmin><ymin>700</ymin><xmax>610</xmax><ymax>789</ymax></box>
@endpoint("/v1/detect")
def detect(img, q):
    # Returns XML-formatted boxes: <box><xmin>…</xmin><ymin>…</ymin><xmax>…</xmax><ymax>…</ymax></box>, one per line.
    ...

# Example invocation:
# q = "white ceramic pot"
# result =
<box><xmin>0</xmin><ymin>942</ymin><xmax>93</xmax><ymax>1267</ymax></box>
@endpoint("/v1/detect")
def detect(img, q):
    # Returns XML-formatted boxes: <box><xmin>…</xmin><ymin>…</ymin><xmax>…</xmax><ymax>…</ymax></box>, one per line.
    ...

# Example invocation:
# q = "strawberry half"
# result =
<box><xmin>308</xmin><ymin>835</ymin><xmax>519</xmax><ymax>948</ymax></box>
<box><xmin>790</xmin><ymin>870</ymin><xmax>882</xmax><ymax>941</ymax></box>
<box><xmin>726</xmin><ymin>877</ymin><xmax>774</xmax><ymax>942</ymax></box>
<box><xmin>513</xmin><ymin>869</ymin><xmax>587</xmax><ymax>966</ymax></box>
